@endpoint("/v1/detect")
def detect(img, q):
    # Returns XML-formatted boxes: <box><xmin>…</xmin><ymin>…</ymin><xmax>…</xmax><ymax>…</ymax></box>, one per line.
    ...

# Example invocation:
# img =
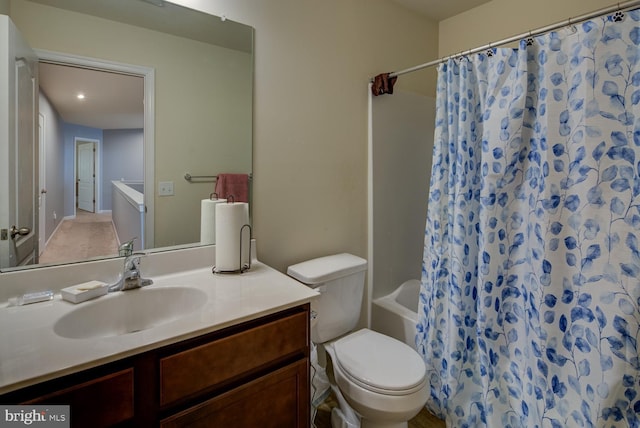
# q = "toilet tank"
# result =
<box><xmin>287</xmin><ymin>253</ymin><xmax>367</xmax><ymax>343</ymax></box>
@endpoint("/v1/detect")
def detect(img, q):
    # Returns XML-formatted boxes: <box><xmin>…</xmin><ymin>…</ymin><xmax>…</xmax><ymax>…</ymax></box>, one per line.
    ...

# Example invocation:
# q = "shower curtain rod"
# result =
<box><xmin>384</xmin><ymin>0</ymin><xmax>640</xmax><ymax>79</ymax></box>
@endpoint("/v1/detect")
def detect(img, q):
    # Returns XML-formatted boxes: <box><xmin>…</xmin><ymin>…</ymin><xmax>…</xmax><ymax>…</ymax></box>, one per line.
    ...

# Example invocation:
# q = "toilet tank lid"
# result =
<box><xmin>287</xmin><ymin>253</ymin><xmax>367</xmax><ymax>286</ymax></box>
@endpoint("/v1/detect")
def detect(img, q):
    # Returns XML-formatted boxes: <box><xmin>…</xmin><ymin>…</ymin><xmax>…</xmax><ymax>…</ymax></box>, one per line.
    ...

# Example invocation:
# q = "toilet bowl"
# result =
<box><xmin>326</xmin><ymin>329</ymin><xmax>428</xmax><ymax>428</ymax></box>
<box><xmin>286</xmin><ymin>254</ymin><xmax>429</xmax><ymax>428</ymax></box>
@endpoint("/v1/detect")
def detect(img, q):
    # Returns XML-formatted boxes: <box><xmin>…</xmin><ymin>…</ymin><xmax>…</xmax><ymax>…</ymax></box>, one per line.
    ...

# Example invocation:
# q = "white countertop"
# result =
<box><xmin>0</xmin><ymin>261</ymin><xmax>318</xmax><ymax>394</ymax></box>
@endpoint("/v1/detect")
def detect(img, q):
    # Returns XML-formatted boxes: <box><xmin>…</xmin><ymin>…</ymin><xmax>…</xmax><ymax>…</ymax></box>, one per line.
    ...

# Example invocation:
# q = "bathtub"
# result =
<box><xmin>371</xmin><ymin>279</ymin><xmax>420</xmax><ymax>351</ymax></box>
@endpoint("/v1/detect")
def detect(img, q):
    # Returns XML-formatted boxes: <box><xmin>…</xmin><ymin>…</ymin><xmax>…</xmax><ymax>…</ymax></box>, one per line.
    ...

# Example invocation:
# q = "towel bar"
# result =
<box><xmin>184</xmin><ymin>173</ymin><xmax>217</xmax><ymax>182</ymax></box>
<box><xmin>184</xmin><ymin>173</ymin><xmax>253</xmax><ymax>183</ymax></box>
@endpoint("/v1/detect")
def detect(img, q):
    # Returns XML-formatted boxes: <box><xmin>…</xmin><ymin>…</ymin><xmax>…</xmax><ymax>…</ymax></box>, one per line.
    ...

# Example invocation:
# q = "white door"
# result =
<box><xmin>38</xmin><ymin>113</ymin><xmax>46</xmax><ymax>255</ymax></box>
<box><xmin>0</xmin><ymin>17</ymin><xmax>38</xmax><ymax>268</ymax></box>
<box><xmin>77</xmin><ymin>141</ymin><xmax>95</xmax><ymax>212</ymax></box>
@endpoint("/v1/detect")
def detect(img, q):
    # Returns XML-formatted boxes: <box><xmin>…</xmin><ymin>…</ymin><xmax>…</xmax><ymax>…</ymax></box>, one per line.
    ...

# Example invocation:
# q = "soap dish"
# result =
<box><xmin>61</xmin><ymin>280</ymin><xmax>108</xmax><ymax>303</ymax></box>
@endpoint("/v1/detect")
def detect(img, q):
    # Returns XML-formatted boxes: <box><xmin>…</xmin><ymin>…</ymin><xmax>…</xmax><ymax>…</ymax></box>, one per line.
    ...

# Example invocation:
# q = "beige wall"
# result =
<box><xmin>171</xmin><ymin>0</ymin><xmax>439</xmax><ymax>272</ymax></box>
<box><xmin>8</xmin><ymin>0</ymin><xmax>439</xmax><ymax>273</ymax></box>
<box><xmin>10</xmin><ymin>0</ymin><xmax>252</xmax><ymax>248</ymax></box>
<box><xmin>439</xmin><ymin>0</ymin><xmax>620</xmax><ymax>57</ymax></box>
<box><xmin>172</xmin><ymin>0</ymin><xmax>620</xmax><ymax>274</ymax></box>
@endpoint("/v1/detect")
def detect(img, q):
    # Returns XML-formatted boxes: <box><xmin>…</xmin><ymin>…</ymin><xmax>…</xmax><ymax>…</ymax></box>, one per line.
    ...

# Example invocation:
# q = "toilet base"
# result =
<box><xmin>331</xmin><ymin>407</ymin><xmax>359</xmax><ymax>428</ymax></box>
<box><xmin>361</xmin><ymin>421</ymin><xmax>407</xmax><ymax>428</ymax></box>
<box><xmin>330</xmin><ymin>406</ymin><xmax>408</xmax><ymax>428</ymax></box>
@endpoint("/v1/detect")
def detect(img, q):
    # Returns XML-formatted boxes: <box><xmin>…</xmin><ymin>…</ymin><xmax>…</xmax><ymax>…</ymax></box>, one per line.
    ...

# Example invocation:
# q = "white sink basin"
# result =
<box><xmin>54</xmin><ymin>286</ymin><xmax>207</xmax><ymax>339</ymax></box>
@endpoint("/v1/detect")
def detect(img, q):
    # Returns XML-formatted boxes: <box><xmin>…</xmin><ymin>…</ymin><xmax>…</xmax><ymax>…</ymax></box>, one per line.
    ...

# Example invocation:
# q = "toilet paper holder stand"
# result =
<box><xmin>212</xmin><ymin>223</ymin><xmax>252</xmax><ymax>274</ymax></box>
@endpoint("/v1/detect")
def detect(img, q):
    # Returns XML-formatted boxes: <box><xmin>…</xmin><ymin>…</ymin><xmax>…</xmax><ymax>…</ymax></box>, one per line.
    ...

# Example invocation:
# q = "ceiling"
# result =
<box><xmin>392</xmin><ymin>0</ymin><xmax>491</xmax><ymax>21</ymax></box>
<box><xmin>37</xmin><ymin>0</ymin><xmax>490</xmax><ymax>131</ymax></box>
<box><xmin>28</xmin><ymin>0</ymin><xmax>253</xmax><ymax>53</ymax></box>
<box><xmin>39</xmin><ymin>62</ymin><xmax>144</xmax><ymax>130</ymax></box>
<box><xmin>31</xmin><ymin>0</ymin><xmax>251</xmax><ymax>131</ymax></box>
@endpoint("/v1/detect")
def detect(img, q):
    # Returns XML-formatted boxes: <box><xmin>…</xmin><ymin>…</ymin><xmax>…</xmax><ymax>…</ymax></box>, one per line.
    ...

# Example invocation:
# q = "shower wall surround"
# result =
<box><xmin>371</xmin><ymin>91</ymin><xmax>435</xmax><ymax>300</ymax></box>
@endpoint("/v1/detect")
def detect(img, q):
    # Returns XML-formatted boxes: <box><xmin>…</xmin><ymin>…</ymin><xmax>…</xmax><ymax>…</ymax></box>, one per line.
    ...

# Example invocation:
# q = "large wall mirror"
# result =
<box><xmin>0</xmin><ymin>0</ymin><xmax>253</xmax><ymax>272</ymax></box>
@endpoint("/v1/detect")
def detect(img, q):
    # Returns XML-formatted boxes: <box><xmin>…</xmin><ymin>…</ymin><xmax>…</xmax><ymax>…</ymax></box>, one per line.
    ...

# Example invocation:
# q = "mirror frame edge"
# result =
<box><xmin>1</xmin><ymin>6</ymin><xmax>255</xmax><ymax>274</ymax></box>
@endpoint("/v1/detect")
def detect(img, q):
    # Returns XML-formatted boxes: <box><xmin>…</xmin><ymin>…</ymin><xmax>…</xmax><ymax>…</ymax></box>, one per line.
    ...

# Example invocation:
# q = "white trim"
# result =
<box><xmin>44</xmin><ymin>214</ymin><xmax>67</xmax><ymax>248</ymax></box>
<box><xmin>367</xmin><ymin>82</ymin><xmax>374</xmax><ymax>329</ymax></box>
<box><xmin>34</xmin><ymin>49</ymin><xmax>155</xmax><ymax>249</ymax></box>
<box><xmin>38</xmin><ymin>113</ymin><xmax>46</xmax><ymax>256</ymax></box>
<box><xmin>112</xmin><ymin>180</ymin><xmax>145</xmax><ymax>249</ymax></box>
<box><xmin>144</xmin><ymin>67</ymin><xmax>155</xmax><ymax>249</ymax></box>
<box><xmin>112</xmin><ymin>180</ymin><xmax>144</xmax><ymax>211</ymax></box>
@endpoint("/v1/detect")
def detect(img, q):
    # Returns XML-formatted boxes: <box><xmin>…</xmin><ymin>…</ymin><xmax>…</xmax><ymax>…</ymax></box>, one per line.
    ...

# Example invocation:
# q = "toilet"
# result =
<box><xmin>287</xmin><ymin>253</ymin><xmax>428</xmax><ymax>428</ymax></box>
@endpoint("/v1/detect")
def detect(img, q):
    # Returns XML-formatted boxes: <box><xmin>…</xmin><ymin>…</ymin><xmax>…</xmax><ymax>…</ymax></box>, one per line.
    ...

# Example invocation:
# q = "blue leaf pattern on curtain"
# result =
<box><xmin>418</xmin><ymin>10</ymin><xmax>640</xmax><ymax>428</ymax></box>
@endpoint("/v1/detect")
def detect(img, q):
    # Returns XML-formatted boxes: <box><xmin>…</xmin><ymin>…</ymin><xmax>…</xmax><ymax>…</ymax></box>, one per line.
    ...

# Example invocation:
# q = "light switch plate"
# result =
<box><xmin>158</xmin><ymin>181</ymin><xmax>174</xmax><ymax>196</ymax></box>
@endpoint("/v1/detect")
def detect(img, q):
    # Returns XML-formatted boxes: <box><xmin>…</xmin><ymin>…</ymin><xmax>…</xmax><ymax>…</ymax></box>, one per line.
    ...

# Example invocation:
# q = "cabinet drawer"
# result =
<box><xmin>160</xmin><ymin>310</ymin><xmax>308</xmax><ymax>406</ymax></box>
<box><xmin>25</xmin><ymin>368</ymin><xmax>134</xmax><ymax>428</ymax></box>
<box><xmin>160</xmin><ymin>359</ymin><xmax>309</xmax><ymax>428</ymax></box>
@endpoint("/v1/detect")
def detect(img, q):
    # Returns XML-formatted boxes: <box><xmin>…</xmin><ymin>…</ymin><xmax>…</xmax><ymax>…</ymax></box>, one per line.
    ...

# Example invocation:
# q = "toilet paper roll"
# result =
<box><xmin>200</xmin><ymin>198</ymin><xmax>226</xmax><ymax>245</ymax></box>
<box><xmin>215</xmin><ymin>202</ymin><xmax>250</xmax><ymax>272</ymax></box>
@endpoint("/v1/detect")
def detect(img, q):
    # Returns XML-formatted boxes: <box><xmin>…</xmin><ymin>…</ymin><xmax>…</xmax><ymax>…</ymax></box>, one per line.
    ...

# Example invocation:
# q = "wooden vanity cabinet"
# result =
<box><xmin>0</xmin><ymin>304</ymin><xmax>310</xmax><ymax>428</ymax></box>
<box><xmin>21</xmin><ymin>368</ymin><xmax>135</xmax><ymax>427</ymax></box>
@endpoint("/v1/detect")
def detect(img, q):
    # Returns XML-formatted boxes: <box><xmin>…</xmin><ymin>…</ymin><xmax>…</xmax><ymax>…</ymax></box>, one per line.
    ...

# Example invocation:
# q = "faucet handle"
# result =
<box><xmin>123</xmin><ymin>252</ymin><xmax>146</xmax><ymax>270</ymax></box>
<box><xmin>118</xmin><ymin>237</ymin><xmax>137</xmax><ymax>256</ymax></box>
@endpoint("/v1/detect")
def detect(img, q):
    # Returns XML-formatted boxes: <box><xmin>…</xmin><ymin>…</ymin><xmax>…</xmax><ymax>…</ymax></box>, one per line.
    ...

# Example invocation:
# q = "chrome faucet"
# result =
<box><xmin>118</xmin><ymin>237</ymin><xmax>137</xmax><ymax>257</ymax></box>
<box><xmin>108</xmin><ymin>253</ymin><xmax>153</xmax><ymax>292</ymax></box>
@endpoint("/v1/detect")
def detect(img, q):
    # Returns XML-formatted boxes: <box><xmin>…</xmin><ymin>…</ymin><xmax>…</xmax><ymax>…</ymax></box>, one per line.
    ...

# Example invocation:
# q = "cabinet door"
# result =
<box><xmin>24</xmin><ymin>369</ymin><xmax>135</xmax><ymax>428</ymax></box>
<box><xmin>160</xmin><ymin>359</ymin><xmax>309</xmax><ymax>428</ymax></box>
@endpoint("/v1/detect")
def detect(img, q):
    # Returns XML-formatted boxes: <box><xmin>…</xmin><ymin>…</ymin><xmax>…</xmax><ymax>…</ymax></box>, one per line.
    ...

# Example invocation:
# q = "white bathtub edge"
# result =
<box><xmin>371</xmin><ymin>280</ymin><xmax>420</xmax><ymax>351</ymax></box>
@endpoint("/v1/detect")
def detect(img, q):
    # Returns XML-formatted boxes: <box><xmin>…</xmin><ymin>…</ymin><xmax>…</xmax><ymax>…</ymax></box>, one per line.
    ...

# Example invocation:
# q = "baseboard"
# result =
<box><xmin>44</xmin><ymin>216</ymin><xmax>69</xmax><ymax>248</ymax></box>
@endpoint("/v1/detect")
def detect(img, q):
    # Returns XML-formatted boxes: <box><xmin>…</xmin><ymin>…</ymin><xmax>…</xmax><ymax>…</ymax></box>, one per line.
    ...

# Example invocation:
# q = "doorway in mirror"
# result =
<box><xmin>76</xmin><ymin>139</ymin><xmax>97</xmax><ymax>213</ymax></box>
<box><xmin>36</xmin><ymin>53</ymin><xmax>150</xmax><ymax>266</ymax></box>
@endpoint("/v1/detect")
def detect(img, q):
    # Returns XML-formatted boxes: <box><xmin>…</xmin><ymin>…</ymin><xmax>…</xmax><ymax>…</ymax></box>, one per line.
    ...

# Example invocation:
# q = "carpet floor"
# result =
<box><xmin>39</xmin><ymin>210</ymin><xmax>119</xmax><ymax>265</ymax></box>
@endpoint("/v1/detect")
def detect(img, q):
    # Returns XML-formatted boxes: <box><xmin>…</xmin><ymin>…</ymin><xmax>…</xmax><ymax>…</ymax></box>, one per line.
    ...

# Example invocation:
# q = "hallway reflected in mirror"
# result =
<box><xmin>38</xmin><ymin>210</ymin><xmax>118</xmax><ymax>265</ymax></box>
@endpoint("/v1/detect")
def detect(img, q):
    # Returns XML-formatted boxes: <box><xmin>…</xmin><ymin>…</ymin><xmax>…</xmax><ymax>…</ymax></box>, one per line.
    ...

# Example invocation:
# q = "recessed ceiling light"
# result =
<box><xmin>77</xmin><ymin>93</ymin><xmax>85</xmax><ymax>100</ymax></box>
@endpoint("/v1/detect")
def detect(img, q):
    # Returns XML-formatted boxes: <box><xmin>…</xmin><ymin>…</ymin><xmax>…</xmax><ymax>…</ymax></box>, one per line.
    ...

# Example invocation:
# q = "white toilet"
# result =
<box><xmin>287</xmin><ymin>253</ymin><xmax>428</xmax><ymax>428</ymax></box>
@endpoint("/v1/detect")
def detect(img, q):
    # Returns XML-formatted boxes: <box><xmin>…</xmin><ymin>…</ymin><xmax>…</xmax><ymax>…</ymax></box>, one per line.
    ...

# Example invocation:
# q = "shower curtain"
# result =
<box><xmin>417</xmin><ymin>10</ymin><xmax>640</xmax><ymax>428</ymax></box>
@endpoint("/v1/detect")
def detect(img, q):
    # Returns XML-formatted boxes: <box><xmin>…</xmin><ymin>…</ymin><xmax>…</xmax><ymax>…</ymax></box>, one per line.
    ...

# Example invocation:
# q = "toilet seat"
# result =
<box><xmin>332</xmin><ymin>329</ymin><xmax>426</xmax><ymax>396</ymax></box>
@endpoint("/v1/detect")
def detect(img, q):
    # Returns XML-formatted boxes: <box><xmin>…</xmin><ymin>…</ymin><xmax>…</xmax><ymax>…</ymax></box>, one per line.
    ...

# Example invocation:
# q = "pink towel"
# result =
<box><xmin>215</xmin><ymin>173</ymin><xmax>250</xmax><ymax>202</ymax></box>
